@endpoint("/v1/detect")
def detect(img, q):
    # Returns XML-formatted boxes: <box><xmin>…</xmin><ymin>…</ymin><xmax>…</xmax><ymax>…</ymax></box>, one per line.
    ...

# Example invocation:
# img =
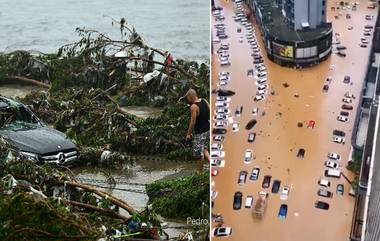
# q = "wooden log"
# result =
<box><xmin>5</xmin><ymin>76</ymin><xmax>51</xmax><ymax>89</ymax></box>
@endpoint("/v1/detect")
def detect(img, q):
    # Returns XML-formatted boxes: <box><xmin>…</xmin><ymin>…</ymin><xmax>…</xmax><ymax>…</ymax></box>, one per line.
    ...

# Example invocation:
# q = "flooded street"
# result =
<box><xmin>212</xmin><ymin>0</ymin><xmax>377</xmax><ymax>241</ymax></box>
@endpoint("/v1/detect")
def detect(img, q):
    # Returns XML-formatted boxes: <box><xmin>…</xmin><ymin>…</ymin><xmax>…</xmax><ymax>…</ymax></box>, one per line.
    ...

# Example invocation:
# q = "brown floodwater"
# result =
<box><xmin>211</xmin><ymin>1</ymin><xmax>377</xmax><ymax>241</ymax></box>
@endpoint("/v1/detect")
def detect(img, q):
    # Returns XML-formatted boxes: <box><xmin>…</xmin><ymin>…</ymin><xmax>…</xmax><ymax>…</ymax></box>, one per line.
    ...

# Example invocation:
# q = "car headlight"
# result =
<box><xmin>19</xmin><ymin>151</ymin><xmax>39</xmax><ymax>162</ymax></box>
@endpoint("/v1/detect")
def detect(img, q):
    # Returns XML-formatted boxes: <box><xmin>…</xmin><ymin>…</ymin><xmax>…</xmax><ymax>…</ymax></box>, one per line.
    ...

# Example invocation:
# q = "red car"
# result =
<box><xmin>307</xmin><ymin>120</ymin><xmax>316</xmax><ymax>129</ymax></box>
<box><xmin>211</xmin><ymin>168</ymin><xmax>219</xmax><ymax>176</ymax></box>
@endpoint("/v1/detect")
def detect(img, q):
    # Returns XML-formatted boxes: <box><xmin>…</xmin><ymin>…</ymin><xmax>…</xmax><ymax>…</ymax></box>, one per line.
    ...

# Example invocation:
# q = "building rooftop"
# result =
<box><xmin>256</xmin><ymin>0</ymin><xmax>332</xmax><ymax>42</ymax></box>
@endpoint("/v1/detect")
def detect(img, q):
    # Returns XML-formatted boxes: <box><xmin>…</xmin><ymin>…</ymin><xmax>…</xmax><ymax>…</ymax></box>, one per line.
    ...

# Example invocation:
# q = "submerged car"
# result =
<box><xmin>0</xmin><ymin>96</ymin><xmax>78</xmax><ymax>165</ymax></box>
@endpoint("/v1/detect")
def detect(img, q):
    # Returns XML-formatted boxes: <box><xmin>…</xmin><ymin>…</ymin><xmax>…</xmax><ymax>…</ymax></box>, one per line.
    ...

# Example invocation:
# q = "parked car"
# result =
<box><xmin>337</xmin><ymin>116</ymin><xmax>349</xmax><ymax>122</ymax></box>
<box><xmin>297</xmin><ymin>148</ymin><xmax>305</xmax><ymax>158</ymax></box>
<box><xmin>262</xmin><ymin>175</ymin><xmax>272</xmax><ymax>188</ymax></box>
<box><xmin>317</xmin><ymin>189</ymin><xmax>333</xmax><ymax>198</ymax></box>
<box><xmin>278</xmin><ymin>204</ymin><xmax>288</xmax><ymax>220</ymax></box>
<box><xmin>211</xmin><ymin>159</ymin><xmax>225</xmax><ymax>167</ymax></box>
<box><xmin>248</xmin><ymin>132</ymin><xmax>256</xmax><ymax>142</ymax></box>
<box><xmin>233</xmin><ymin>191</ymin><xmax>243</xmax><ymax>210</ymax></box>
<box><xmin>254</xmin><ymin>95</ymin><xmax>265</xmax><ymax>102</ymax></box>
<box><xmin>0</xmin><ymin>96</ymin><xmax>78</xmax><ymax>165</ymax></box>
<box><xmin>238</xmin><ymin>171</ymin><xmax>248</xmax><ymax>185</ymax></box>
<box><xmin>333</xmin><ymin>136</ymin><xmax>345</xmax><ymax>144</ymax></box>
<box><xmin>315</xmin><ymin>201</ymin><xmax>329</xmax><ymax>210</ymax></box>
<box><xmin>245</xmin><ymin>195</ymin><xmax>254</xmax><ymax>208</ymax></box>
<box><xmin>244</xmin><ymin>149</ymin><xmax>253</xmax><ymax>163</ymax></box>
<box><xmin>213</xmin><ymin>135</ymin><xmax>225</xmax><ymax>142</ymax></box>
<box><xmin>328</xmin><ymin>152</ymin><xmax>341</xmax><ymax>160</ymax></box>
<box><xmin>342</xmin><ymin>98</ymin><xmax>352</xmax><ymax>103</ymax></box>
<box><xmin>250</xmin><ymin>167</ymin><xmax>260</xmax><ymax>181</ymax></box>
<box><xmin>318</xmin><ymin>178</ymin><xmax>331</xmax><ymax>187</ymax></box>
<box><xmin>232</xmin><ymin>122</ymin><xmax>240</xmax><ymax>132</ymax></box>
<box><xmin>213</xmin><ymin>227</ymin><xmax>232</xmax><ymax>237</ymax></box>
<box><xmin>325</xmin><ymin>160</ymin><xmax>339</xmax><ymax>169</ymax></box>
<box><xmin>280</xmin><ymin>186</ymin><xmax>290</xmax><ymax>200</ymax></box>
<box><xmin>333</xmin><ymin>130</ymin><xmax>345</xmax><ymax>137</ymax></box>
<box><xmin>342</xmin><ymin>104</ymin><xmax>353</xmax><ymax>110</ymax></box>
<box><xmin>212</xmin><ymin>128</ymin><xmax>227</xmax><ymax>135</ymax></box>
<box><xmin>337</xmin><ymin>184</ymin><xmax>344</xmax><ymax>195</ymax></box>
<box><xmin>271</xmin><ymin>180</ymin><xmax>281</xmax><ymax>194</ymax></box>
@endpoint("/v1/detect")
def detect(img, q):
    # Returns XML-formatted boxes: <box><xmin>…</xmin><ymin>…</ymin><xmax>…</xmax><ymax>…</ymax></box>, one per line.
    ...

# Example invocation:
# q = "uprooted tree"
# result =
<box><xmin>0</xmin><ymin>18</ymin><xmax>210</xmax><ymax>240</ymax></box>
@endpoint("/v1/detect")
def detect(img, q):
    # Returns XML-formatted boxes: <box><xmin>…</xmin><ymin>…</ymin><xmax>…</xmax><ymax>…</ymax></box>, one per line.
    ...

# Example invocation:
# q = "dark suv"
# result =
<box><xmin>0</xmin><ymin>96</ymin><xmax>78</xmax><ymax>165</ymax></box>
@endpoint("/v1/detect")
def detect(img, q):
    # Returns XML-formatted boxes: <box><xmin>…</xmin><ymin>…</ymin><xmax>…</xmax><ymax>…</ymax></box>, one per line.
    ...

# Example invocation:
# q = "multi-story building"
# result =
<box><xmin>245</xmin><ymin>0</ymin><xmax>332</xmax><ymax>67</ymax></box>
<box><xmin>281</xmin><ymin>0</ymin><xmax>327</xmax><ymax>30</ymax></box>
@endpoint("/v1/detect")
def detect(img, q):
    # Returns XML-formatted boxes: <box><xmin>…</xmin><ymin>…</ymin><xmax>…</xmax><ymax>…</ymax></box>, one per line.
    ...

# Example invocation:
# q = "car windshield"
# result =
<box><xmin>0</xmin><ymin>105</ymin><xmax>41</xmax><ymax>131</ymax></box>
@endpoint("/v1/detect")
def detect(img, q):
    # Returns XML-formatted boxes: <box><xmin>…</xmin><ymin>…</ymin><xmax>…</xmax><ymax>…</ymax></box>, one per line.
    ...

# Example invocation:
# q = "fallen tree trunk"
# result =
<box><xmin>65</xmin><ymin>199</ymin><xmax>130</xmax><ymax>221</ymax></box>
<box><xmin>60</xmin><ymin>181</ymin><xmax>136</xmax><ymax>215</ymax></box>
<box><xmin>5</xmin><ymin>76</ymin><xmax>51</xmax><ymax>89</ymax></box>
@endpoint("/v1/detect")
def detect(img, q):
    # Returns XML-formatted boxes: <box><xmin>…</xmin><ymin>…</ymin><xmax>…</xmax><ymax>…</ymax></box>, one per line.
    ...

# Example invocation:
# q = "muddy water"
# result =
<box><xmin>212</xmin><ymin>1</ymin><xmax>377</xmax><ymax>241</ymax></box>
<box><xmin>72</xmin><ymin>159</ymin><xmax>197</xmax><ymax>237</ymax></box>
<box><xmin>121</xmin><ymin>106</ymin><xmax>162</xmax><ymax>119</ymax></box>
<box><xmin>0</xmin><ymin>84</ymin><xmax>40</xmax><ymax>98</ymax></box>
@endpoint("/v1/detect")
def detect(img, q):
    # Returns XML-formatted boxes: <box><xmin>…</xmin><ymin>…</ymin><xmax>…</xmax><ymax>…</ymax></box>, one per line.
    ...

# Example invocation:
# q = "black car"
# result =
<box><xmin>233</xmin><ymin>191</ymin><xmax>243</xmax><ymax>210</ymax></box>
<box><xmin>262</xmin><ymin>175</ymin><xmax>272</xmax><ymax>188</ymax></box>
<box><xmin>271</xmin><ymin>180</ymin><xmax>281</xmax><ymax>193</ymax></box>
<box><xmin>333</xmin><ymin>130</ymin><xmax>346</xmax><ymax>137</ymax></box>
<box><xmin>344</xmin><ymin>75</ymin><xmax>350</xmax><ymax>83</ymax></box>
<box><xmin>340</xmin><ymin>111</ymin><xmax>349</xmax><ymax>116</ymax></box>
<box><xmin>315</xmin><ymin>201</ymin><xmax>329</xmax><ymax>210</ymax></box>
<box><xmin>212</xmin><ymin>128</ymin><xmax>227</xmax><ymax>135</ymax></box>
<box><xmin>342</xmin><ymin>104</ymin><xmax>353</xmax><ymax>110</ymax></box>
<box><xmin>245</xmin><ymin>119</ymin><xmax>257</xmax><ymax>130</ymax></box>
<box><xmin>0</xmin><ymin>96</ymin><xmax>78</xmax><ymax>165</ymax></box>
<box><xmin>297</xmin><ymin>148</ymin><xmax>305</xmax><ymax>158</ymax></box>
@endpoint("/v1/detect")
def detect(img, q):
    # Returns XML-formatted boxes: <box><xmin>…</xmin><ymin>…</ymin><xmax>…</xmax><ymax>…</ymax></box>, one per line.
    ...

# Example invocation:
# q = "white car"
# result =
<box><xmin>214</xmin><ymin>121</ymin><xmax>227</xmax><ymax>128</ymax></box>
<box><xmin>244</xmin><ymin>149</ymin><xmax>253</xmax><ymax>163</ymax></box>
<box><xmin>245</xmin><ymin>196</ymin><xmax>254</xmax><ymax>208</ymax></box>
<box><xmin>211</xmin><ymin>190</ymin><xmax>218</xmax><ymax>200</ymax></box>
<box><xmin>280</xmin><ymin>186</ymin><xmax>290</xmax><ymax>200</ymax></box>
<box><xmin>218</xmin><ymin>71</ymin><xmax>230</xmax><ymax>76</ymax></box>
<box><xmin>211</xmin><ymin>143</ymin><xmax>223</xmax><ymax>150</ymax></box>
<box><xmin>337</xmin><ymin>116</ymin><xmax>349</xmax><ymax>122</ymax></box>
<box><xmin>318</xmin><ymin>178</ymin><xmax>331</xmax><ymax>187</ymax></box>
<box><xmin>215</xmin><ymin>108</ymin><xmax>230</xmax><ymax>115</ymax></box>
<box><xmin>328</xmin><ymin>152</ymin><xmax>341</xmax><ymax>160</ymax></box>
<box><xmin>342</xmin><ymin>98</ymin><xmax>352</xmax><ymax>103</ymax></box>
<box><xmin>258</xmin><ymin>84</ymin><xmax>268</xmax><ymax>90</ymax></box>
<box><xmin>325</xmin><ymin>160</ymin><xmax>339</xmax><ymax>169</ymax></box>
<box><xmin>213</xmin><ymin>227</ymin><xmax>232</xmax><ymax>237</ymax></box>
<box><xmin>254</xmin><ymin>95</ymin><xmax>265</xmax><ymax>102</ymax></box>
<box><xmin>257</xmin><ymin>90</ymin><xmax>266</xmax><ymax>96</ymax></box>
<box><xmin>214</xmin><ymin>114</ymin><xmax>227</xmax><ymax>120</ymax></box>
<box><xmin>211</xmin><ymin>159</ymin><xmax>225</xmax><ymax>167</ymax></box>
<box><xmin>257</xmin><ymin>77</ymin><xmax>267</xmax><ymax>84</ymax></box>
<box><xmin>215</xmin><ymin>101</ymin><xmax>229</xmax><ymax>108</ymax></box>
<box><xmin>211</xmin><ymin>150</ymin><xmax>225</xmax><ymax>158</ymax></box>
<box><xmin>220</xmin><ymin>60</ymin><xmax>231</xmax><ymax>66</ymax></box>
<box><xmin>257</xmin><ymin>66</ymin><xmax>267</xmax><ymax>72</ymax></box>
<box><xmin>232</xmin><ymin>122</ymin><xmax>240</xmax><ymax>132</ymax></box>
<box><xmin>216</xmin><ymin>96</ymin><xmax>230</xmax><ymax>102</ymax></box>
<box><xmin>333</xmin><ymin>136</ymin><xmax>345</xmax><ymax>144</ymax></box>
<box><xmin>252</xmin><ymin>107</ymin><xmax>259</xmax><ymax>115</ymax></box>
